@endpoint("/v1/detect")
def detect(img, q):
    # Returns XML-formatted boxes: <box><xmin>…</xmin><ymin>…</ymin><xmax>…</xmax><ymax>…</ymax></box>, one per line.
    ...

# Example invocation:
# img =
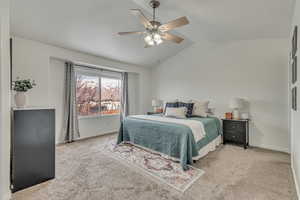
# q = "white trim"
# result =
<box><xmin>74</xmin><ymin>61</ymin><xmax>125</xmax><ymax>73</ymax></box>
<box><xmin>78</xmin><ymin>113</ymin><xmax>120</xmax><ymax>120</ymax></box>
<box><xmin>291</xmin><ymin>157</ymin><xmax>300</xmax><ymax>198</ymax></box>
<box><xmin>12</xmin><ymin>106</ymin><xmax>55</xmax><ymax>110</ymax></box>
<box><xmin>75</xmin><ymin>67</ymin><xmax>122</xmax><ymax>79</ymax></box>
<box><xmin>56</xmin><ymin>130</ymin><xmax>118</xmax><ymax>145</ymax></box>
<box><xmin>1</xmin><ymin>192</ymin><xmax>11</xmax><ymax>200</ymax></box>
<box><xmin>75</xmin><ymin>130</ymin><xmax>118</xmax><ymax>142</ymax></box>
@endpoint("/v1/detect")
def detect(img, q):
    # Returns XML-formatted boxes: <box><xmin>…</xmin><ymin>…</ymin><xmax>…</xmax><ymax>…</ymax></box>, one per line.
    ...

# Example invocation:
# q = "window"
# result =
<box><xmin>76</xmin><ymin>71</ymin><xmax>121</xmax><ymax>117</ymax></box>
<box><xmin>101</xmin><ymin>77</ymin><xmax>121</xmax><ymax>115</ymax></box>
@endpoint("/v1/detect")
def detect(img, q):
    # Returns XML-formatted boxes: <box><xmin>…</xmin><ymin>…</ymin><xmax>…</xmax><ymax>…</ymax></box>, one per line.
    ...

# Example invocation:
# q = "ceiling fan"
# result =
<box><xmin>118</xmin><ymin>0</ymin><xmax>189</xmax><ymax>47</ymax></box>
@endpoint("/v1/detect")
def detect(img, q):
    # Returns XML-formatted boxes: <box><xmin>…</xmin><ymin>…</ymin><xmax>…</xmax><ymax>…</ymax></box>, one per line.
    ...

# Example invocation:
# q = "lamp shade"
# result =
<box><xmin>229</xmin><ymin>98</ymin><xmax>243</xmax><ymax>109</ymax></box>
<box><xmin>152</xmin><ymin>99</ymin><xmax>162</xmax><ymax>107</ymax></box>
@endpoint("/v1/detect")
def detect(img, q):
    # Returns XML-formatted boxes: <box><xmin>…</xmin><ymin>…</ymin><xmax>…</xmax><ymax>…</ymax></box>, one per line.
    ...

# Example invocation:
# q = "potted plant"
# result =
<box><xmin>12</xmin><ymin>78</ymin><xmax>36</xmax><ymax>107</ymax></box>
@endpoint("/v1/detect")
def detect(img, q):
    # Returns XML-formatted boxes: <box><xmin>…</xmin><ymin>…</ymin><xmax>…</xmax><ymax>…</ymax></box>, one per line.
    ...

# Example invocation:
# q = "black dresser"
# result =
<box><xmin>11</xmin><ymin>108</ymin><xmax>55</xmax><ymax>192</ymax></box>
<box><xmin>222</xmin><ymin>119</ymin><xmax>249</xmax><ymax>149</ymax></box>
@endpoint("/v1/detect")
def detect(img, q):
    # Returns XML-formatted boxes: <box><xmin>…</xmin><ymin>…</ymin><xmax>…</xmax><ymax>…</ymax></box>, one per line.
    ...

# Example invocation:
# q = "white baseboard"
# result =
<box><xmin>75</xmin><ymin>130</ymin><xmax>118</xmax><ymax>142</ymax></box>
<box><xmin>250</xmin><ymin>143</ymin><xmax>290</xmax><ymax>154</ymax></box>
<box><xmin>291</xmin><ymin>157</ymin><xmax>300</xmax><ymax>199</ymax></box>
<box><xmin>56</xmin><ymin>130</ymin><xmax>118</xmax><ymax>145</ymax></box>
<box><xmin>1</xmin><ymin>192</ymin><xmax>11</xmax><ymax>200</ymax></box>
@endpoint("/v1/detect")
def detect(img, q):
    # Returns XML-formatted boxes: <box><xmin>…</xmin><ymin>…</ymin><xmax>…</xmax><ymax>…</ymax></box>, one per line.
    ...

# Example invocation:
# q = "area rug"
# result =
<box><xmin>103</xmin><ymin>141</ymin><xmax>205</xmax><ymax>193</ymax></box>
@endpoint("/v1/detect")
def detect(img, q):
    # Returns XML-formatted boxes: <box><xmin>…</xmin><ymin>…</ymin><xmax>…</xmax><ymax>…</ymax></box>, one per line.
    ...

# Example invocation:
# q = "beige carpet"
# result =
<box><xmin>12</xmin><ymin>134</ymin><xmax>298</xmax><ymax>200</ymax></box>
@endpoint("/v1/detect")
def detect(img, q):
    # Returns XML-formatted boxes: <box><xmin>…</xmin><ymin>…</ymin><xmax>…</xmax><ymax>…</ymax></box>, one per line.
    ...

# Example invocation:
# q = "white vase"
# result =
<box><xmin>15</xmin><ymin>92</ymin><xmax>27</xmax><ymax>107</ymax></box>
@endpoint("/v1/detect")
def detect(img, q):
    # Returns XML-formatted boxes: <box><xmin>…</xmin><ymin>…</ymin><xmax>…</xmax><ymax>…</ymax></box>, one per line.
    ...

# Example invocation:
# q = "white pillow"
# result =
<box><xmin>165</xmin><ymin>107</ymin><xmax>187</xmax><ymax>118</ymax></box>
<box><xmin>192</xmin><ymin>100</ymin><xmax>209</xmax><ymax>117</ymax></box>
<box><xmin>162</xmin><ymin>99</ymin><xmax>178</xmax><ymax>110</ymax></box>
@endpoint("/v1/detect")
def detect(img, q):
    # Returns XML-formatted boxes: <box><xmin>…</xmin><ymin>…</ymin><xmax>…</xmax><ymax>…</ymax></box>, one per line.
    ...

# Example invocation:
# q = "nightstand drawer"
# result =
<box><xmin>223</xmin><ymin>121</ymin><xmax>245</xmax><ymax>132</ymax></box>
<box><xmin>224</xmin><ymin>130</ymin><xmax>245</xmax><ymax>143</ymax></box>
<box><xmin>222</xmin><ymin>119</ymin><xmax>249</xmax><ymax>149</ymax></box>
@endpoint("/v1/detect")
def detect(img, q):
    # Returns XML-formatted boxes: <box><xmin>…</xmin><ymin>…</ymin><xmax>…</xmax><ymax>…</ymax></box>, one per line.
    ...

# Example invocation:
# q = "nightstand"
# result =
<box><xmin>222</xmin><ymin>119</ymin><xmax>249</xmax><ymax>149</ymax></box>
<box><xmin>147</xmin><ymin>112</ymin><xmax>162</xmax><ymax>115</ymax></box>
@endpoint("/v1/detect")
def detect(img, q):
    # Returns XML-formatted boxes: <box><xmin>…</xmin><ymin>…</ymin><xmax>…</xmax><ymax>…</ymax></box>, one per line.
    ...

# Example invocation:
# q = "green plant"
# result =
<box><xmin>12</xmin><ymin>78</ymin><xmax>36</xmax><ymax>92</ymax></box>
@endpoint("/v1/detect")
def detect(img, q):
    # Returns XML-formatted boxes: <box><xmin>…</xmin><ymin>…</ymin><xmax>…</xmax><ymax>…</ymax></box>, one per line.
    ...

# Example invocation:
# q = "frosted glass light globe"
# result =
<box><xmin>153</xmin><ymin>33</ymin><xmax>161</xmax><ymax>42</ymax></box>
<box><xmin>144</xmin><ymin>35</ymin><xmax>152</xmax><ymax>43</ymax></box>
<box><xmin>147</xmin><ymin>39</ymin><xmax>155</xmax><ymax>46</ymax></box>
<box><xmin>156</xmin><ymin>38</ymin><xmax>163</xmax><ymax>45</ymax></box>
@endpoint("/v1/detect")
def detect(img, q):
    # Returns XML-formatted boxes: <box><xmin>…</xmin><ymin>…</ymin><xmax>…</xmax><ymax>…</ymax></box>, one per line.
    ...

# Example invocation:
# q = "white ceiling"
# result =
<box><xmin>11</xmin><ymin>0</ymin><xmax>295</xmax><ymax>67</ymax></box>
<box><xmin>134</xmin><ymin>0</ymin><xmax>295</xmax><ymax>42</ymax></box>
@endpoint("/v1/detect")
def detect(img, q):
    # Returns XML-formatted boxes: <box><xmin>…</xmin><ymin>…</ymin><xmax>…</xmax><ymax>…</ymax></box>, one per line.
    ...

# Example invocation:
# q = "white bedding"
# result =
<box><xmin>131</xmin><ymin>115</ymin><xmax>206</xmax><ymax>142</ymax></box>
<box><xmin>168</xmin><ymin>135</ymin><xmax>222</xmax><ymax>161</ymax></box>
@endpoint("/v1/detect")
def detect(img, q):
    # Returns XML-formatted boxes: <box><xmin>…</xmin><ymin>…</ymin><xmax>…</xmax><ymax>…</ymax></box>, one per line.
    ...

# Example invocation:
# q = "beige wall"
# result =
<box><xmin>0</xmin><ymin>0</ymin><xmax>11</xmax><ymax>199</ymax></box>
<box><xmin>12</xmin><ymin>37</ymin><xmax>152</xmax><ymax>144</ymax></box>
<box><xmin>49</xmin><ymin>58</ymin><xmax>140</xmax><ymax>143</ymax></box>
<box><xmin>152</xmin><ymin>38</ymin><xmax>290</xmax><ymax>153</ymax></box>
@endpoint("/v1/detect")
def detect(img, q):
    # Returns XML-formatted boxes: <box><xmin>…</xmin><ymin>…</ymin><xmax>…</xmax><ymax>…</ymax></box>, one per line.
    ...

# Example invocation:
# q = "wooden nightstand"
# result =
<box><xmin>222</xmin><ymin>119</ymin><xmax>249</xmax><ymax>149</ymax></box>
<box><xmin>147</xmin><ymin>112</ymin><xmax>162</xmax><ymax>115</ymax></box>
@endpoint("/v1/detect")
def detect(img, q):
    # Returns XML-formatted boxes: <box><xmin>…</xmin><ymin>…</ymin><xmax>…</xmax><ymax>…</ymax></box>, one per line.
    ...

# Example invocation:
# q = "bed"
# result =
<box><xmin>117</xmin><ymin>114</ymin><xmax>221</xmax><ymax>170</ymax></box>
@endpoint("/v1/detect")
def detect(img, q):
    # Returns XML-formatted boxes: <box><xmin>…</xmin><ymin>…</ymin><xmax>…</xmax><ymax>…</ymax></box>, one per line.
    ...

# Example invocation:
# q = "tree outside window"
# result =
<box><xmin>76</xmin><ymin>74</ymin><xmax>121</xmax><ymax>116</ymax></box>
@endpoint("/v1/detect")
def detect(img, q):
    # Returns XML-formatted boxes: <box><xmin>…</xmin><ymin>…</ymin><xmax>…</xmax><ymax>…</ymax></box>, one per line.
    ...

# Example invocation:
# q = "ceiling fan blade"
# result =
<box><xmin>130</xmin><ymin>9</ymin><xmax>153</xmax><ymax>28</ymax></box>
<box><xmin>118</xmin><ymin>31</ymin><xmax>144</xmax><ymax>35</ymax></box>
<box><xmin>161</xmin><ymin>33</ymin><xmax>184</xmax><ymax>44</ymax></box>
<box><xmin>159</xmin><ymin>16</ymin><xmax>189</xmax><ymax>32</ymax></box>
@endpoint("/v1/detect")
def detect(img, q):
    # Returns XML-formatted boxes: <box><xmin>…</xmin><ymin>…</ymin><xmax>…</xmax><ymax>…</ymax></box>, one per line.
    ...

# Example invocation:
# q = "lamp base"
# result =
<box><xmin>232</xmin><ymin>109</ymin><xmax>240</xmax><ymax>120</ymax></box>
<box><xmin>153</xmin><ymin>106</ymin><xmax>158</xmax><ymax>112</ymax></box>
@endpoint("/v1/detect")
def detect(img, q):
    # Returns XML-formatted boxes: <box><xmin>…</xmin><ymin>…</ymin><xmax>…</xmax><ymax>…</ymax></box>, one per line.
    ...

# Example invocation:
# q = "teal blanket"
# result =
<box><xmin>117</xmin><ymin>115</ymin><xmax>221</xmax><ymax>170</ymax></box>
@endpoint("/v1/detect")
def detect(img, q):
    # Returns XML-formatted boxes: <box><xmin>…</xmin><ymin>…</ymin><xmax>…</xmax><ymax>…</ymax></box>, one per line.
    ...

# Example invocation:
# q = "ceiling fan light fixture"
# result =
<box><xmin>153</xmin><ymin>33</ymin><xmax>161</xmax><ymax>42</ymax></box>
<box><xmin>144</xmin><ymin>35</ymin><xmax>155</xmax><ymax>46</ymax></box>
<box><xmin>148</xmin><ymin>40</ymin><xmax>155</xmax><ymax>46</ymax></box>
<box><xmin>154</xmin><ymin>36</ymin><xmax>162</xmax><ymax>45</ymax></box>
<box><xmin>144</xmin><ymin>31</ymin><xmax>163</xmax><ymax>46</ymax></box>
<box><xmin>118</xmin><ymin>0</ymin><xmax>189</xmax><ymax>47</ymax></box>
<box><xmin>144</xmin><ymin>35</ymin><xmax>152</xmax><ymax>42</ymax></box>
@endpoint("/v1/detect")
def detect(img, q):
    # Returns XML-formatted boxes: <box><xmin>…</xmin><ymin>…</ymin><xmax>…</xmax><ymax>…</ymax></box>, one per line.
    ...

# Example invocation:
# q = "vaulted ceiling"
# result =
<box><xmin>11</xmin><ymin>0</ymin><xmax>295</xmax><ymax>67</ymax></box>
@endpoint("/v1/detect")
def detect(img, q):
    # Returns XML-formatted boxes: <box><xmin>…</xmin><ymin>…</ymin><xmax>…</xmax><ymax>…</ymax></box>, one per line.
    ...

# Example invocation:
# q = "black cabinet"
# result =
<box><xmin>222</xmin><ymin>119</ymin><xmax>249</xmax><ymax>149</ymax></box>
<box><xmin>11</xmin><ymin>108</ymin><xmax>55</xmax><ymax>192</ymax></box>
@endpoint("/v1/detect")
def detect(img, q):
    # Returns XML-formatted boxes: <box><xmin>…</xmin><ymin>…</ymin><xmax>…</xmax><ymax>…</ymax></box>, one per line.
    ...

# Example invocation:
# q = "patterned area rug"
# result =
<box><xmin>103</xmin><ymin>141</ymin><xmax>205</xmax><ymax>193</ymax></box>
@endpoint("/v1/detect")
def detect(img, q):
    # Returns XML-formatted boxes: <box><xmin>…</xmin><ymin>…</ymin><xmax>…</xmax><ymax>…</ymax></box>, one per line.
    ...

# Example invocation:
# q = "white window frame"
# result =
<box><xmin>75</xmin><ymin>69</ymin><xmax>121</xmax><ymax>119</ymax></box>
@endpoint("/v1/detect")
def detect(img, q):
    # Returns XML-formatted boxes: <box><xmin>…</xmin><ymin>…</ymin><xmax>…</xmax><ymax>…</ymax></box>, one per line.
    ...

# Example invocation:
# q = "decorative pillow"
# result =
<box><xmin>162</xmin><ymin>99</ymin><xmax>178</xmax><ymax>107</ymax></box>
<box><xmin>192</xmin><ymin>100</ymin><xmax>209</xmax><ymax>117</ymax></box>
<box><xmin>165</xmin><ymin>107</ymin><xmax>187</xmax><ymax>118</ymax></box>
<box><xmin>164</xmin><ymin>102</ymin><xmax>178</xmax><ymax>114</ymax></box>
<box><xmin>177</xmin><ymin>102</ymin><xmax>194</xmax><ymax>117</ymax></box>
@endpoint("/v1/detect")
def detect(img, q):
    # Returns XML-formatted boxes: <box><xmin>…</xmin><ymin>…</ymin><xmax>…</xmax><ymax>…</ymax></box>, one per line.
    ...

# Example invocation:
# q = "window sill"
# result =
<box><xmin>78</xmin><ymin>114</ymin><xmax>120</xmax><ymax>120</ymax></box>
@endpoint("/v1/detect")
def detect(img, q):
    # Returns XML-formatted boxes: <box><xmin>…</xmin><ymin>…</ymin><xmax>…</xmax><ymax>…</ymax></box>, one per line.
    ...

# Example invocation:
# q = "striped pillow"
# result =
<box><xmin>165</xmin><ymin>107</ymin><xmax>187</xmax><ymax>118</ymax></box>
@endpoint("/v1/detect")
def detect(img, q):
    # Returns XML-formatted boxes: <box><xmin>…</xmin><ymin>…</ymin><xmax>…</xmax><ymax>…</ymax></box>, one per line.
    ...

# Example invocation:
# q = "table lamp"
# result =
<box><xmin>152</xmin><ymin>99</ymin><xmax>162</xmax><ymax>112</ymax></box>
<box><xmin>229</xmin><ymin>98</ymin><xmax>243</xmax><ymax>120</ymax></box>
